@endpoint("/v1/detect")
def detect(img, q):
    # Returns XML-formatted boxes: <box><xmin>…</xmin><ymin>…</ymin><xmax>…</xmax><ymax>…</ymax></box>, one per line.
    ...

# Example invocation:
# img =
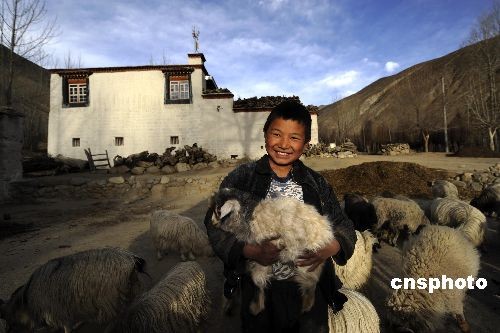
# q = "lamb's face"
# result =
<box><xmin>210</xmin><ymin>188</ymin><xmax>256</xmax><ymax>238</ymax></box>
<box><xmin>211</xmin><ymin>198</ymin><xmax>241</xmax><ymax>227</ymax></box>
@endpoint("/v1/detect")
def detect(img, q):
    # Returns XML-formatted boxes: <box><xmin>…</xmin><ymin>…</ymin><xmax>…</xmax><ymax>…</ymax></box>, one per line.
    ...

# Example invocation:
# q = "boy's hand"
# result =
<box><xmin>243</xmin><ymin>237</ymin><xmax>281</xmax><ymax>266</ymax></box>
<box><xmin>296</xmin><ymin>239</ymin><xmax>341</xmax><ymax>272</ymax></box>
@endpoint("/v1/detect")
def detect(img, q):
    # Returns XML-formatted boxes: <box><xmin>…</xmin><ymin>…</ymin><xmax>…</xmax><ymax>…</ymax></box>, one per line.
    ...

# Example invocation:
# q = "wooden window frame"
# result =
<box><xmin>165</xmin><ymin>73</ymin><xmax>192</xmax><ymax>104</ymax></box>
<box><xmin>72</xmin><ymin>138</ymin><xmax>80</xmax><ymax>147</ymax></box>
<box><xmin>115</xmin><ymin>137</ymin><xmax>124</xmax><ymax>146</ymax></box>
<box><xmin>62</xmin><ymin>75</ymin><xmax>90</xmax><ymax>108</ymax></box>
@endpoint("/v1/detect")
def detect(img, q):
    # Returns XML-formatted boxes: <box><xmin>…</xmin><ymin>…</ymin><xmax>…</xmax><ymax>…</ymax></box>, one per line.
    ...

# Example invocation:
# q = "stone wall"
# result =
<box><xmin>0</xmin><ymin>107</ymin><xmax>24</xmax><ymax>203</ymax></box>
<box><xmin>8</xmin><ymin>173</ymin><xmax>224</xmax><ymax>203</ymax></box>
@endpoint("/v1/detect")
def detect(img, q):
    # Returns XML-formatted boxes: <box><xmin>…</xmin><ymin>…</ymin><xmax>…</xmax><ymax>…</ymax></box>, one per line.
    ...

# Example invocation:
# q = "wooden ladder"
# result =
<box><xmin>84</xmin><ymin>148</ymin><xmax>111</xmax><ymax>171</ymax></box>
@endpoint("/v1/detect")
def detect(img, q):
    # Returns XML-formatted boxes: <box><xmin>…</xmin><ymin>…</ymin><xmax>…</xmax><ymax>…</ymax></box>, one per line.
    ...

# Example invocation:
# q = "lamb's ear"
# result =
<box><xmin>220</xmin><ymin>200</ymin><xmax>240</xmax><ymax>219</ymax></box>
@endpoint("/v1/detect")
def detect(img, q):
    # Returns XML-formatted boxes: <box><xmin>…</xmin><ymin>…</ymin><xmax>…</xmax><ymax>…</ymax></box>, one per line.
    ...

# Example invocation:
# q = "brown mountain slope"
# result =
<box><xmin>318</xmin><ymin>36</ymin><xmax>500</xmax><ymax>151</ymax></box>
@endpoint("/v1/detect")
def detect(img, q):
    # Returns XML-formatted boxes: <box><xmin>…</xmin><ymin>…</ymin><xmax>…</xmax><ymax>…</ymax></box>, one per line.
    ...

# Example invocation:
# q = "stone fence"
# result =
<box><xmin>8</xmin><ymin>173</ymin><xmax>225</xmax><ymax>203</ymax></box>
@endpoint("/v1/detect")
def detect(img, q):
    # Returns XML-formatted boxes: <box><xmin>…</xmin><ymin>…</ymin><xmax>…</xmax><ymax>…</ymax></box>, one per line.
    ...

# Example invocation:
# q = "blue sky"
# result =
<box><xmin>42</xmin><ymin>0</ymin><xmax>492</xmax><ymax>105</ymax></box>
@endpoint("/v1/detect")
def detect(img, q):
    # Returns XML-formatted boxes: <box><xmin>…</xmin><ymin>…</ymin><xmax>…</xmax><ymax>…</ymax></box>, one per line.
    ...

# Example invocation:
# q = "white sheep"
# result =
<box><xmin>150</xmin><ymin>210</ymin><xmax>213</xmax><ymax>261</ymax></box>
<box><xmin>431</xmin><ymin>179</ymin><xmax>459</xmax><ymax>199</ymax></box>
<box><xmin>211</xmin><ymin>188</ymin><xmax>334</xmax><ymax>315</ymax></box>
<box><xmin>0</xmin><ymin>247</ymin><xmax>147</xmax><ymax>333</ymax></box>
<box><xmin>470</xmin><ymin>183</ymin><xmax>500</xmax><ymax>217</ymax></box>
<box><xmin>334</xmin><ymin>230</ymin><xmax>376</xmax><ymax>291</ymax></box>
<box><xmin>328</xmin><ymin>287</ymin><xmax>380</xmax><ymax>333</ymax></box>
<box><xmin>386</xmin><ymin>225</ymin><xmax>480</xmax><ymax>333</ymax></box>
<box><xmin>429</xmin><ymin>197</ymin><xmax>487</xmax><ymax>247</ymax></box>
<box><xmin>106</xmin><ymin>261</ymin><xmax>210</xmax><ymax>333</ymax></box>
<box><xmin>371</xmin><ymin>197</ymin><xmax>430</xmax><ymax>246</ymax></box>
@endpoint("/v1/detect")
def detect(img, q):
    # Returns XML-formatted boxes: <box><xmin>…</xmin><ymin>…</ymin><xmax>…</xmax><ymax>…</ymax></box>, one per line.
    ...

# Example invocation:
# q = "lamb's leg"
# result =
<box><xmin>248</xmin><ymin>265</ymin><xmax>270</xmax><ymax>315</ymax></box>
<box><xmin>188</xmin><ymin>252</ymin><xmax>196</xmax><ymax>261</ymax></box>
<box><xmin>249</xmin><ymin>287</ymin><xmax>265</xmax><ymax>315</ymax></box>
<box><xmin>295</xmin><ymin>266</ymin><xmax>322</xmax><ymax>313</ymax></box>
<box><xmin>456</xmin><ymin>314</ymin><xmax>471</xmax><ymax>333</ymax></box>
<box><xmin>301</xmin><ymin>286</ymin><xmax>316</xmax><ymax>313</ymax></box>
<box><xmin>180</xmin><ymin>253</ymin><xmax>187</xmax><ymax>261</ymax></box>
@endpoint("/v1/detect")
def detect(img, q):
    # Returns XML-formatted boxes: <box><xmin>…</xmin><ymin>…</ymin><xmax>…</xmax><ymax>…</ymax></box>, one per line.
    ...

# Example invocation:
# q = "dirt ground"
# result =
<box><xmin>0</xmin><ymin>153</ymin><xmax>499</xmax><ymax>332</ymax></box>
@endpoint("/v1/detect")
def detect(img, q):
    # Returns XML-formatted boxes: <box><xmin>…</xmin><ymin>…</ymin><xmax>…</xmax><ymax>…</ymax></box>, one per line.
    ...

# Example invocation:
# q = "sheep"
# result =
<box><xmin>371</xmin><ymin>197</ymin><xmax>430</xmax><ymax>246</ymax></box>
<box><xmin>150</xmin><ymin>210</ymin><xmax>213</xmax><ymax>261</ymax></box>
<box><xmin>328</xmin><ymin>287</ymin><xmax>380</xmax><ymax>333</ymax></box>
<box><xmin>386</xmin><ymin>225</ymin><xmax>480</xmax><ymax>333</ymax></box>
<box><xmin>106</xmin><ymin>261</ymin><xmax>210</xmax><ymax>333</ymax></box>
<box><xmin>470</xmin><ymin>183</ymin><xmax>500</xmax><ymax>217</ymax></box>
<box><xmin>334</xmin><ymin>230</ymin><xmax>377</xmax><ymax>291</ymax></box>
<box><xmin>0</xmin><ymin>247</ymin><xmax>147</xmax><ymax>333</ymax></box>
<box><xmin>429</xmin><ymin>197</ymin><xmax>487</xmax><ymax>247</ymax></box>
<box><xmin>343</xmin><ymin>193</ymin><xmax>378</xmax><ymax>231</ymax></box>
<box><xmin>210</xmin><ymin>187</ymin><xmax>334</xmax><ymax>316</ymax></box>
<box><xmin>430</xmin><ymin>179</ymin><xmax>459</xmax><ymax>199</ymax></box>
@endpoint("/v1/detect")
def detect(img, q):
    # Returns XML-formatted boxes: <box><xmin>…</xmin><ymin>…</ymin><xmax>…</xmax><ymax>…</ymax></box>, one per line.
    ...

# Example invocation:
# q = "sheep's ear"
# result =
<box><xmin>220</xmin><ymin>200</ymin><xmax>240</xmax><ymax>219</ymax></box>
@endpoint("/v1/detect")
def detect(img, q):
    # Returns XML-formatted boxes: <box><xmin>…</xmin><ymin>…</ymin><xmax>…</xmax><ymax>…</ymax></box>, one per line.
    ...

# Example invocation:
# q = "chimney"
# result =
<box><xmin>188</xmin><ymin>53</ymin><xmax>206</xmax><ymax>65</ymax></box>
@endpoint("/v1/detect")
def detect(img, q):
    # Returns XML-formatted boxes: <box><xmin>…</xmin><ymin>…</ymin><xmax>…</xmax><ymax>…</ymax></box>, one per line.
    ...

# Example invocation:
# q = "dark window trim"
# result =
<box><xmin>61</xmin><ymin>73</ymin><xmax>92</xmax><ymax>108</ymax></box>
<box><xmin>164</xmin><ymin>71</ymin><xmax>193</xmax><ymax>105</ymax></box>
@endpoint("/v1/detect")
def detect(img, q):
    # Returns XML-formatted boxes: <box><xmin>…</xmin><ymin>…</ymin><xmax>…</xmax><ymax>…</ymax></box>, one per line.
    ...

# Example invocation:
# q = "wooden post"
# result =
<box><xmin>442</xmin><ymin>77</ymin><xmax>450</xmax><ymax>153</ymax></box>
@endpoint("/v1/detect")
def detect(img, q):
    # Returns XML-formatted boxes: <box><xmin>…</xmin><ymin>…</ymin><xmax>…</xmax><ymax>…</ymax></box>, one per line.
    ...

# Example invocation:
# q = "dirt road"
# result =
<box><xmin>0</xmin><ymin>153</ymin><xmax>498</xmax><ymax>332</ymax></box>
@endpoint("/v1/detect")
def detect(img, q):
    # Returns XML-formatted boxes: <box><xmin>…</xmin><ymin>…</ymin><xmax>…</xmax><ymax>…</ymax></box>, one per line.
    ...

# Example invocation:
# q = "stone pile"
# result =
<box><xmin>112</xmin><ymin>144</ymin><xmax>218</xmax><ymax>175</ymax></box>
<box><xmin>379</xmin><ymin>143</ymin><xmax>411</xmax><ymax>155</ymax></box>
<box><xmin>451</xmin><ymin>163</ymin><xmax>500</xmax><ymax>192</ymax></box>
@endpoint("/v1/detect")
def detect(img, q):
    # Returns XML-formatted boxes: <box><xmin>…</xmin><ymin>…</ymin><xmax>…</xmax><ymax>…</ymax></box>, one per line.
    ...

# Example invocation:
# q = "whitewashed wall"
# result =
<box><xmin>48</xmin><ymin>57</ymin><xmax>319</xmax><ymax>162</ymax></box>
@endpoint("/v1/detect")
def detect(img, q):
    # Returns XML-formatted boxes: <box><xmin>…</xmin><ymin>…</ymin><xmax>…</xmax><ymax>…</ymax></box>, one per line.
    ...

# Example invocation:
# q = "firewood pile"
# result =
<box><xmin>23</xmin><ymin>154</ymin><xmax>88</xmax><ymax>176</ymax></box>
<box><xmin>340</xmin><ymin>139</ymin><xmax>358</xmax><ymax>153</ymax></box>
<box><xmin>303</xmin><ymin>141</ymin><xmax>357</xmax><ymax>158</ymax></box>
<box><xmin>233</xmin><ymin>95</ymin><xmax>301</xmax><ymax>109</ymax></box>
<box><xmin>113</xmin><ymin>143</ymin><xmax>217</xmax><ymax>169</ymax></box>
<box><xmin>379</xmin><ymin>143</ymin><xmax>411</xmax><ymax>155</ymax></box>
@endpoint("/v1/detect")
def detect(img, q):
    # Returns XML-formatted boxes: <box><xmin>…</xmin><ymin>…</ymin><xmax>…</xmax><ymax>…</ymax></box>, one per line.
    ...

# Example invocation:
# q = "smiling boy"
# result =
<box><xmin>204</xmin><ymin>100</ymin><xmax>356</xmax><ymax>333</ymax></box>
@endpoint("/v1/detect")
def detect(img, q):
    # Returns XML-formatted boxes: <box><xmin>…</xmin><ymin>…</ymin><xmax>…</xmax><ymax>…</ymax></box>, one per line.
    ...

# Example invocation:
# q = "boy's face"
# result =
<box><xmin>264</xmin><ymin>117</ymin><xmax>309</xmax><ymax>173</ymax></box>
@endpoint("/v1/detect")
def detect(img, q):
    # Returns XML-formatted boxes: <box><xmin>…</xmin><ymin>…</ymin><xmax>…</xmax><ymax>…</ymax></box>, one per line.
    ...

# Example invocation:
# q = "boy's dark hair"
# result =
<box><xmin>263</xmin><ymin>100</ymin><xmax>312</xmax><ymax>142</ymax></box>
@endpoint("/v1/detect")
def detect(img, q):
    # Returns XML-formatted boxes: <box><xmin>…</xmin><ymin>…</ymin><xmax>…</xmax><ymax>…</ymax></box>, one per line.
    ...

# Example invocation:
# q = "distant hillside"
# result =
<box><xmin>318</xmin><ymin>36</ymin><xmax>500</xmax><ymax>152</ymax></box>
<box><xmin>0</xmin><ymin>44</ymin><xmax>50</xmax><ymax>151</ymax></box>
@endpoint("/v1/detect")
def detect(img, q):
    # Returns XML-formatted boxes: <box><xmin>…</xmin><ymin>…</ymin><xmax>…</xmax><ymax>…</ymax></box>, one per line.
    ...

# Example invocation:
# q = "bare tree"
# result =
<box><xmin>396</xmin><ymin>68</ymin><xmax>435</xmax><ymax>152</ymax></box>
<box><xmin>0</xmin><ymin>0</ymin><xmax>57</xmax><ymax>106</ymax></box>
<box><xmin>463</xmin><ymin>1</ymin><xmax>500</xmax><ymax>151</ymax></box>
<box><xmin>63</xmin><ymin>50</ymin><xmax>83</xmax><ymax>69</ymax></box>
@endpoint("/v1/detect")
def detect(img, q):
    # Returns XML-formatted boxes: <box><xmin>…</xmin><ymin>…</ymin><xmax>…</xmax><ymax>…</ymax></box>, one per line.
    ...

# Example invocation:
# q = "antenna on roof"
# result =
<box><xmin>192</xmin><ymin>26</ymin><xmax>200</xmax><ymax>53</ymax></box>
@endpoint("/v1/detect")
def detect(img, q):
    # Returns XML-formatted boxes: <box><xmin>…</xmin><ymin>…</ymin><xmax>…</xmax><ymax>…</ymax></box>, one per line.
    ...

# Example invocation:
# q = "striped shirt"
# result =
<box><xmin>266</xmin><ymin>172</ymin><xmax>303</xmax><ymax>280</ymax></box>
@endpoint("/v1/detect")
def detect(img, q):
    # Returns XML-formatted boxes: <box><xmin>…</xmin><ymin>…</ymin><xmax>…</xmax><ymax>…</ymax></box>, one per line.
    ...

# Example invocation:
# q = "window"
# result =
<box><xmin>170</xmin><ymin>80</ymin><xmax>189</xmax><ymax>100</ymax></box>
<box><xmin>69</xmin><ymin>83</ymin><xmax>87</xmax><ymax>103</ymax></box>
<box><xmin>164</xmin><ymin>72</ymin><xmax>192</xmax><ymax>104</ymax></box>
<box><xmin>72</xmin><ymin>138</ymin><xmax>80</xmax><ymax>147</ymax></box>
<box><xmin>115</xmin><ymin>137</ymin><xmax>124</xmax><ymax>146</ymax></box>
<box><xmin>170</xmin><ymin>136</ymin><xmax>179</xmax><ymax>145</ymax></box>
<box><xmin>62</xmin><ymin>75</ymin><xmax>90</xmax><ymax>107</ymax></box>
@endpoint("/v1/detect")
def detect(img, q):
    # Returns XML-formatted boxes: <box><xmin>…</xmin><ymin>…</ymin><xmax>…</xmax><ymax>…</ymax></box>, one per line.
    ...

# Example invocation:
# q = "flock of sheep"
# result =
<box><xmin>0</xmin><ymin>180</ymin><xmax>498</xmax><ymax>332</ymax></box>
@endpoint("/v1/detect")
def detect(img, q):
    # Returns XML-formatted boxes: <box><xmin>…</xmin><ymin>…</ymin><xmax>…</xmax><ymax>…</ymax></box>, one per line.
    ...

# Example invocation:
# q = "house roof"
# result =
<box><xmin>233</xmin><ymin>96</ymin><xmax>318</xmax><ymax>114</ymax></box>
<box><xmin>49</xmin><ymin>64</ymin><xmax>208</xmax><ymax>75</ymax></box>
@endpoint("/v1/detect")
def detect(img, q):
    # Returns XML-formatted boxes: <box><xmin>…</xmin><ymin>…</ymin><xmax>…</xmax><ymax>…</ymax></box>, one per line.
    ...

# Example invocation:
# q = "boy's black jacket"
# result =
<box><xmin>203</xmin><ymin>154</ymin><xmax>356</xmax><ymax>309</ymax></box>
<box><xmin>204</xmin><ymin>154</ymin><xmax>356</xmax><ymax>268</ymax></box>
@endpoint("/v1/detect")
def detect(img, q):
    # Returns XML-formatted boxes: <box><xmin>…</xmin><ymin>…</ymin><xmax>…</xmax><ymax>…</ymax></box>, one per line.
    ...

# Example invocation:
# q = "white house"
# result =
<box><xmin>48</xmin><ymin>53</ymin><xmax>318</xmax><ymax>161</ymax></box>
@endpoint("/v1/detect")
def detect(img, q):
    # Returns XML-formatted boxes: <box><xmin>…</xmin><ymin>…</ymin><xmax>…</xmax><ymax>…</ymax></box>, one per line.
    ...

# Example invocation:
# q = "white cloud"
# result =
<box><xmin>319</xmin><ymin>70</ymin><xmax>360</xmax><ymax>88</ymax></box>
<box><xmin>385</xmin><ymin>61</ymin><xmax>400</xmax><ymax>73</ymax></box>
